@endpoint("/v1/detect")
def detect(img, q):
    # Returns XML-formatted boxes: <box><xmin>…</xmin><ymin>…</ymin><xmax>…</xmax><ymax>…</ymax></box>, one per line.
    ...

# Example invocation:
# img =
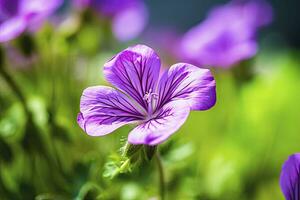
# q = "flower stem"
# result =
<box><xmin>0</xmin><ymin>66</ymin><xmax>30</xmax><ymax>116</ymax></box>
<box><xmin>119</xmin><ymin>158</ymin><xmax>131</xmax><ymax>173</ymax></box>
<box><xmin>155</xmin><ymin>151</ymin><xmax>165</xmax><ymax>200</ymax></box>
<box><xmin>110</xmin><ymin>158</ymin><xmax>131</xmax><ymax>179</ymax></box>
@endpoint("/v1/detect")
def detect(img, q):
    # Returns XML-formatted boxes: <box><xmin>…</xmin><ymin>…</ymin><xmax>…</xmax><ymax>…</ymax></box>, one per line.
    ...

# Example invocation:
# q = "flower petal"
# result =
<box><xmin>128</xmin><ymin>100</ymin><xmax>190</xmax><ymax>145</ymax></box>
<box><xmin>157</xmin><ymin>63</ymin><xmax>216</xmax><ymax>111</ymax></box>
<box><xmin>20</xmin><ymin>0</ymin><xmax>62</xmax><ymax>15</ymax></box>
<box><xmin>78</xmin><ymin>86</ymin><xmax>145</xmax><ymax>136</ymax></box>
<box><xmin>20</xmin><ymin>0</ymin><xmax>63</xmax><ymax>32</ymax></box>
<box><xmin>280</xmin><ymin>153</ymin><xmax>300</xmax><ymax>200</ymax></box>
<box><xmin>104</xmin><ymin>44</ymin><xmax>161</xmax><ymax>110</ymax></box>
<box><xmin>0</xmin><ymin>0</ymin><xmax>19</xmax><ymax>17</ymax></box>
<box><xmin>0</xmin><ymin>16</ymin><xmax>26</xmax><ymax>42</ymax></box>
<box><xmin>180</xmin><ymin>1</ymin><xmax>272</xmax><ymax>68</ymax></box>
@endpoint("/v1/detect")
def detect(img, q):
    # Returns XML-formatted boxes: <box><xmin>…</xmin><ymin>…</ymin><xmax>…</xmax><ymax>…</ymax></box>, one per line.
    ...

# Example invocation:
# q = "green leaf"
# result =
<box><xmin>102</xmin><ymin>161</ymin><xmax>120</xmax><ymax>179</ymax></box>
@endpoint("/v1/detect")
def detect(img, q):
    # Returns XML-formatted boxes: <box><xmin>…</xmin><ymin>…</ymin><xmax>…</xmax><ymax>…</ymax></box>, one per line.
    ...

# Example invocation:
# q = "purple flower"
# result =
<box><xmin>112</xmin><ymin>2</ymin><xmax>148</xmax><ymax>42</ymax></box>
<box><xmin>74</xmin><ymin>0</ymin><xmax>148</xmax><ymax>41</ymax></box>
<box><xmin>280</xmin><ymin>153</ymin><xmax>300</xmax><ymax>200</ymax></box>
<box><xmin>77</xmin><ymin>44</ymin><xmax>216</xmax><ymax>145</ymax></box>
<box><xmin>180</xmin><ymin>0</ymin><xmax>272</xmax><ymax>68</ymax></box>
<box><xmin>0</xmin><ymin>0</ymin><xmax>62</xmax><ymax>43</ymax></box>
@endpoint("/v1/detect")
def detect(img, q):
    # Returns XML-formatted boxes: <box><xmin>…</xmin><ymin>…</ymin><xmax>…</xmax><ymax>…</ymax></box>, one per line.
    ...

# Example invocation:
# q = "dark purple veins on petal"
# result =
<box><xmin>80</xmin><ymin>86</ymin><xmax>145</xmax><ymax>127</ymax></box>
<box><xmin>78</xmin><ymin>44</ymin><xmax>217</xmax><ymax>143</ymax></box>
<box><xmin>156</xmin><ymin>63</ymin><xmax>216</xmax><ymax>111</ymax></box>
<box><xmin>157</xmin><ymin>69</ymin><xmax>189</xmax><ymax>109</ymax></box>
<box><xmin>103</xmin><ymin>45</ymin><xmax>161</xmax><ymax>112</ymax></box>
<box><xmin>127</xmin><ymin>99</ymin><xmax>190</xmax><ymax>145</ymax></box>
<box><xmin>280</xmin><ymin>154</ymin><xmax>300</xmax><ymax>200</ymax></box>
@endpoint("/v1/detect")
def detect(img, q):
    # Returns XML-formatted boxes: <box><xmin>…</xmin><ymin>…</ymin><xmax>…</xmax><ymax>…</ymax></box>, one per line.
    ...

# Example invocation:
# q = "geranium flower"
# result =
<box><xmin>280</xmin><ymin>153</ymin><xmax>300</xmax><ymax>200</ymax></box>
<box><xmin>0</xmin><ymin>0</ymin><xmax>62</xmax><ymax>43</ymax></box>
<box><xmin>77</xmin><ymin>44</ymin><xmax>216</xmax><ymax>145</ymax></box>
<box><xmin>180</xmin><ymin>0</ymin><xmax>272</xmax><ymax>68</ymax></box>
<box><xmin>74</xmin><ymin>0</ymin><xmax>148</xmax><ymax>41</ymax></box>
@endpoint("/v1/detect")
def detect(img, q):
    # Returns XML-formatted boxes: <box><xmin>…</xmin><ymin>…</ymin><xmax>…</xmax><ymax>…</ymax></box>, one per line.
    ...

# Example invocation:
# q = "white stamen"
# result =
<box><xmin>143</xmin><ymin>89</ymin><xmax>159</xmax><ymax>114</ymax></box>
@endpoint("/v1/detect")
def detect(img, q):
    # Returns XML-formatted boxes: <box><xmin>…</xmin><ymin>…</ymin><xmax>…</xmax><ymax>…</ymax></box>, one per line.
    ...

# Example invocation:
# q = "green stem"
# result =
<box><xmin>110</xmin><ymin>158</ymin><xmax>131</xmax><ymax>179</ymax></box>
<box><xmin>0</xmin><ymin>67</ymin><xmax>30</xmax><ymax>116</ymax></box>
<box><xmin>155</xmin><ymin>151</ymin><xmax>165</xmax><ymax>200</ymax></box>
<box><xmin>119</xmin><ymin>159</ymin><xmax>130</xmax><ymax>173</ymax></box>
<box><xmin>121</xmin><ymin>142</ymin><xmax>130</xmax><ymax>157</ymax></box>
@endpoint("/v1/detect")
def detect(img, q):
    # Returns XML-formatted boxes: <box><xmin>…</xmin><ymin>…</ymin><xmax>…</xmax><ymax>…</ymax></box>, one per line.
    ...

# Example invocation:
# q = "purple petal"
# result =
<box><xmin>157</xmin><ymin>63</ymin><xmax>216</xmax><ymax>111</ymax></box>
<box><xmin>103</xmin><ymin>44</ymin><xmax>161</xmax><ymax>111</ymax></box>
<box><xmin>20</xmin><ymin>0</ymin><xmax>62</xmax><ymax>31</ymax></box>
<box><xmin>180</xmin><ymin>16</ymin><xmax>257</xmax><ymax>67</ymax></box>
<box><xmin>208</xmin><ymin>0</ymin><xmax>272</xmax><ymax>28</ymax></box>
<box><xmin>0</xmin><ymin>0</ymin><xmax>20</xmax><ymax>18</ymax></box>
<box><xmin>128</xmin><ymin>100</ymin><xmax>190</xmax><ymax>145</ymax></box>
<box><xmin>20</xmin><ymin>0</ymin><xmax>62</xmax><ymax>15</ymax></box>
<box><xmin>78</xmin><ymin>86</ymin><xmax>145</xmax><ymax>136</ymax></box>
<box><xmin>0</xmin><ymin>16</ymin><xmax>26</xmax><ymax>42</ymax></box>
<box><xmin>180</xmin><ymin>0</ymin><xmax>272</xmax><ymax>68</ymax></box>
<box><xmin>112</xmin><ymin>2</ymin><xmax>148</xmax><ymax>41</ymax></box>
<box><xmin>280</xmin><ymin>153</ymin><xmax>300</xmax><ymax>200</ymax></box>
<box><xmin>0</xmin><ymin>0</ymin><xmax>62</xmax><ymax>43</ymax></box>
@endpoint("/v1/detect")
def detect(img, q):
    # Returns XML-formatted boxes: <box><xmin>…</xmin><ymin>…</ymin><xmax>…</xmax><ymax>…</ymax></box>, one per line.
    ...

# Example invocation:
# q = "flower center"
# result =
<box><xmin>143</xmin><ymin>89</ymin><xmax>158</xmax><ymax>116</ymax></box>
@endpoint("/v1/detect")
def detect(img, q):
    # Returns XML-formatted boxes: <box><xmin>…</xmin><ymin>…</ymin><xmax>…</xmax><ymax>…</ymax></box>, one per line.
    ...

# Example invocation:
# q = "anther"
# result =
<box><xmin>143</xmin><ymin>89</ymin><xmax>158</xmax><ymax>104</ymax></box>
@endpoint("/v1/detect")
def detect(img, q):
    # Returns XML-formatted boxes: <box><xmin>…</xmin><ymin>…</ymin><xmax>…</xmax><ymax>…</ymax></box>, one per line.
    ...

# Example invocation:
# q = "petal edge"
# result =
<box><xmin>128</xmin><ymin>100</ymin><xmax>190</xmax><ymax>145</ymax></box>
<box><xmin>157</xmin><ymin>63</ymin><xmax>216</xmax><ymax>111</ymax></box>
<box><xmin>103</xmin><ymin>44</ymin><xmax>161</xmax><ymax>110</ymax></box>
<box><xmin>78</xmin><ymin>86</ymin><xmax>144</xmax><ymax>136</ymax></box>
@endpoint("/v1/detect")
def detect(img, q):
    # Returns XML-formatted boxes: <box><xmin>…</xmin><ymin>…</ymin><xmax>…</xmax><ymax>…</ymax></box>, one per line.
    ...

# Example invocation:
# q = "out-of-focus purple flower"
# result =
<box><xmin>74</xmin><ymin>0</ymin><xmax>148</xmax><ymax>41</ymax></box>
<box><xmin>112</xmin><ymin>3</ymin><xmax>147</xmax><ymax>41</ymax></box>
<box><xmin>280</xmin><ymin>153</ymin><xmax>300</xmax><ymax>200</ymax></box>
<box><xmin>180</xmin><ymin>0</ymin><xmax>273</xmax><ymax>68</ymax></box>
<box><xmin>0</xmin><ymin>0</ymin><xmax>62</xmax><ymax>43</ymax></box>
<box><xmin>77</xmin><ymin>44</ymin><xmax>216</xmax><ymax>145</ymax></box>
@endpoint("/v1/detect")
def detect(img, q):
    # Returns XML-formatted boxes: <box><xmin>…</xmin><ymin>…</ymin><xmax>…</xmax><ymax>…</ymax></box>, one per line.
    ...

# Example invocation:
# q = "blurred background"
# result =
<box><xmin>149</xmin><ymin>0</ymin><xmax>300</xmax><ymax>47</ymax></box>
<box><xmin>0</xmin><ymin>0</ymin><xmax>299</xmax><ymax>199</ymax></box>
